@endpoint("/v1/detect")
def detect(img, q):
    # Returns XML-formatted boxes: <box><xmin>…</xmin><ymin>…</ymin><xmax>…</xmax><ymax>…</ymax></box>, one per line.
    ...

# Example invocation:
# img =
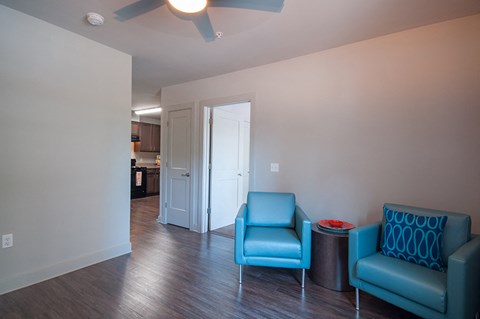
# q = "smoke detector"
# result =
<box><xmin>86</xmin><ymin>12</ymin><xmax>104</xmax><ymax>26</ymax></box>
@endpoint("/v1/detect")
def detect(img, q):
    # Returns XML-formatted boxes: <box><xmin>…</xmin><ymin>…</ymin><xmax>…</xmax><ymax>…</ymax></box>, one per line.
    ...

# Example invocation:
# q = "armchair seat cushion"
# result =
<box><xmin>357</xmin><ymin>252</ymin><xmax>447</xmax><ymax>313</ymax></box>
<box><xmin>244</xmin><ymin>226</ymin><xmax>302</xmax><ymax>259</ymax></box>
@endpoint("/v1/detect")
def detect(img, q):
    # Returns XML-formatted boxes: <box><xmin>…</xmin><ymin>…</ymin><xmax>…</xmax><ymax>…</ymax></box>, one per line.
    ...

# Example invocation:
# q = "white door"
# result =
<box><xmin>242</xmin><ymin>121</ymin><xmax>250</xmax><ymax>204</ymax></box>
<box><xmin>210</xmin><ymin>108</ymin><xmax>248</xmax><ymax>230</ymax></box>
<box><xmin>166</xmin><ymin>108</ymin><xmax>192</xmax><ymax>228</ymax></box>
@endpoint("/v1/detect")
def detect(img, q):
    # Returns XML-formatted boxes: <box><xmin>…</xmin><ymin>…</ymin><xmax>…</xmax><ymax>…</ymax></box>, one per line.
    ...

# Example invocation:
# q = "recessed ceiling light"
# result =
<box><xmin>215</xmin><ymin>31</ymin><xmax>223</xmax><ymax>39</ymax></box>
<box><xmin>86</xmin><ymin>12</ymin><xmax>105</xmax><ymax>26</ymax></box>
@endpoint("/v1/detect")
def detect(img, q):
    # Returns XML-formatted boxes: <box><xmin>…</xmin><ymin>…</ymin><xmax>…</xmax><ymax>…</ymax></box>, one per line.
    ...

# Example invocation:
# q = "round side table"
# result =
<box><xmin>308</xmin><ymin>224</ymin><xmax>353</xmax><ymax>291</ymax></box>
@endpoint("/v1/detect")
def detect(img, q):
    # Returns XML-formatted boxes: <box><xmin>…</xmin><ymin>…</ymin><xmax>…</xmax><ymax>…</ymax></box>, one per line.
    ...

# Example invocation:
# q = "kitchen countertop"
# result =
<box><xmin>137</xmin><ymin>163</ymin><xmax>160</xmax><ymax>169</ymax></box>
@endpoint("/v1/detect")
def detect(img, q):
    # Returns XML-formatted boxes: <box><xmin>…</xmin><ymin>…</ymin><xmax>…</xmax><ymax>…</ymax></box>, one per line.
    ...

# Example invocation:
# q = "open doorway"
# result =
<box><xmin>130</xmin><ymin>112</ymin><xmax>162</xmax><ymax>232</ymax></box>
<box><xmin>205</xmin><ymin>102</ymin><xmax>251</xmax><ymax>234</ymax></box>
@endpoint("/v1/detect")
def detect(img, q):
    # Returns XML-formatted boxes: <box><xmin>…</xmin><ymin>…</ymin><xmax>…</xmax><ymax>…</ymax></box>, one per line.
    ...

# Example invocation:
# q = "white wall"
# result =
<box><xmin>0</xmin><ymin>6</ymin><xmax>132</xmax><ymax>294</ymax></box>
<box><xmin>162</xmin><ymin>14</ymin><xmax>480</xmax><ymax>233</ymax></box>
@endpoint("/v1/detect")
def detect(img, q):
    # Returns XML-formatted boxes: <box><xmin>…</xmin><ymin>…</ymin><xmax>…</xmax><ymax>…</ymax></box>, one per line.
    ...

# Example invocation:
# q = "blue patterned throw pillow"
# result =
<box><xmin>381</xmin><ymin>207</ymin><xmax>448</xmax><ymax>272</ymax></box>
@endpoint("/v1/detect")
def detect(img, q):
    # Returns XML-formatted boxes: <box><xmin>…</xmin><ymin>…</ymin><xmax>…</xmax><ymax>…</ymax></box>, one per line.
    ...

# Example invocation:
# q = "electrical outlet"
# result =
<box><xmin>270</xmin><ymin>163</ymin><xmax>279</xmax><ymax>172</ymax></box>
<box><xmin>2</xmin><ymin>234</ymin><xmax>13</xmax><ymax>248</ymax></box>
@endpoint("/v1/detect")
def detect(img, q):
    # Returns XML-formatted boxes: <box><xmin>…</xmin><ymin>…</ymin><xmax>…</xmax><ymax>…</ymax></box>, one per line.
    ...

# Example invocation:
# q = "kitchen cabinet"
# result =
<box><xmin>152</xmin><ymin>124</ymin><xmax>160</xmax><ymax>152</ymax></box>
<box><xmin>131</xmin><ymin>121</ymin><xmax>140</xmax><ymax>137</ymax></box>
<box><xmin>135</xmin><ymin>122</ymin><xmax>160</xmax><ymax>152</ymax></box>
<box><xmin>146</xmin><ymin>168</ymin><xmax>160</xmax><ymax>195</ymax></box>
<box><xmin>139</xmin><ymin>123</ymin><xmax>153</xmax><ymax>152</ymax></box>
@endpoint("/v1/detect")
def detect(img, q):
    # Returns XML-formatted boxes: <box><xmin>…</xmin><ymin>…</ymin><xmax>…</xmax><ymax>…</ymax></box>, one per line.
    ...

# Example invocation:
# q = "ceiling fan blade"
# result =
<box><xmin>209</xmin><ymin>0</ymin><xmax>284</xmax><ymax>12</ymax></box>
<box><xmin>114</xmin><ymin>0</ymin><xmax>167</xmax><ymax>21</ymax></box>
<box><xmin>192</xmin><ymin>12</ymin><xmax>216</xmax><ymax>42</ymax></box>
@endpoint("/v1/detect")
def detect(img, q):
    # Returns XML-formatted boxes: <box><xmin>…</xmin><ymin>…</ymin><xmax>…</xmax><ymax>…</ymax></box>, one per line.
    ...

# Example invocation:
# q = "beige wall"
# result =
<box><xmin>0</xmin><ymin>6</ymin><xmax>132</xmax><ymax>293</ymax></box>
<box><xmin>162</xmin><ymin>14</ymin><xmax>480</xmax><ymax>233</ymax></box>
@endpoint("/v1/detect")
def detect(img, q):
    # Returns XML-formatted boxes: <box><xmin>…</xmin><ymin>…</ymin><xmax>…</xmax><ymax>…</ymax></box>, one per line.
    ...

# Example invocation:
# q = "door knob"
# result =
<box><xmin>181</xmin><ymin>172</ymin><xmax>190</xmax><ymax>177</ymax></box>
<box><xmin>237</xmin><ymin>173</ymin><xmax>242</xmax><ymax>176</ymax></box>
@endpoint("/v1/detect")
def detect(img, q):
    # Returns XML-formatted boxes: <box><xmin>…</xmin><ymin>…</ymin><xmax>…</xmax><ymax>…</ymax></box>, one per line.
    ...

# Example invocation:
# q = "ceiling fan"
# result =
<box><xmin>114</xmin><ymin>0</ymin><xmax>285</xmax><ymax>42</ymax></box>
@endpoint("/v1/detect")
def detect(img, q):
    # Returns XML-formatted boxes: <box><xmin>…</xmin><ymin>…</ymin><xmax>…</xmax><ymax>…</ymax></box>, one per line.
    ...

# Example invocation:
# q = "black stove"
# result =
<box><xmin>131</xmin><ymin>159</ymin><xmax>147</xmax><ymax>199</ymax></box>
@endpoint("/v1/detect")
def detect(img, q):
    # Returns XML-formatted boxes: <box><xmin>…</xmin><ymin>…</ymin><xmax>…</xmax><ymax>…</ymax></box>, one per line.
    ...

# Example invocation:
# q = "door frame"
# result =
<box><xmin>158</xmin><ymin>102</ymin><xmax>198</xmax><ymax>231</ymax></box>
<box><xmin>198</xmin><ymin>94</ymin><xmax>255</xmax><ymax>233</ymax></box>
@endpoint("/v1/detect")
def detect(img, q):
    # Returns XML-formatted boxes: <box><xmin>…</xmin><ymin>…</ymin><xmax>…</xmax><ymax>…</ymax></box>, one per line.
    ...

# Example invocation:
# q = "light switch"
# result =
<box><xmin>270</xmin><ymin>163</ymin><xmax>279</xmax><ymax>172</ymax></box>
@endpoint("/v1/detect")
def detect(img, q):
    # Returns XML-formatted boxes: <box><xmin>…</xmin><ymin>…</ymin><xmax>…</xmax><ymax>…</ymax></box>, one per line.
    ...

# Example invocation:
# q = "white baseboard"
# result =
<box><xmin>0</xmin><ymin>241</ymin><xmax>132</xmax><ymax>295</ymax></box>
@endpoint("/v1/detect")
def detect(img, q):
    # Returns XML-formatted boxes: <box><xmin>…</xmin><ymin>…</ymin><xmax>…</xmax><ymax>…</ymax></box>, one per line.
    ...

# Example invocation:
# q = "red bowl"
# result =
<box><xmin>328</xmin><ymin>220</ymin><xmax>344</xmax><ymax>228</ymax></box>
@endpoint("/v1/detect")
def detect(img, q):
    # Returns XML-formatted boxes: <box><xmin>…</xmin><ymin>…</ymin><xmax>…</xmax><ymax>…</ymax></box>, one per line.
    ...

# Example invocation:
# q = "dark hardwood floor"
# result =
<box><xmin>211</xmin><ymin>224</ymin><xmax>235</xmax><ymax>239</ymax></box>
<box><xmin>0</xmin><ymin>196</ymin><xmax>419</xmax><ymax>318</ymax></box>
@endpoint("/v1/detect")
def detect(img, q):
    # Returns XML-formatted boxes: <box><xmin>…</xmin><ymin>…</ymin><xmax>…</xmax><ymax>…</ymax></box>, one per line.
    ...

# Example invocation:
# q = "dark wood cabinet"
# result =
<box><xmin>151</xmin><ymin>124</ymin><xmax>160</xmax><ymax>153</ymax></box>
<box><xmin>146</xmin><ymin>168</ymin><xmax>160</xmax><ymax>195</ymax></box>
<box><xmin>133</xmin><ymin>122</ymin><xmax>160</xmax><ymax>153</ymax></box>
<box><xmin>131</xmin><ymin>121</ymin><xmax>140</xmax><ymax>137</ymax></box>
<box><xmin>146</xmin><ymin>171</ymin><xmax>155</xmax><ymax>194</ymax></box>
<box><xmin>139</xmin><ymin>123</ymin><xmax>153</xmax><ymax>152</ymax></box>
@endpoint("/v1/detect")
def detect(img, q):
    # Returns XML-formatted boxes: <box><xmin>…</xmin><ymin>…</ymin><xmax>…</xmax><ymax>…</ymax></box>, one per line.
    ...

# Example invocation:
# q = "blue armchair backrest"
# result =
<box><xmin>247</xmin><ymin>192</ymin><xmax>295</xmax><ymax>227</ymax></box>
<box><xmin>383</xmin><ymin>203</ymin><xmax>471</xmax><ymax>264</ymax></box>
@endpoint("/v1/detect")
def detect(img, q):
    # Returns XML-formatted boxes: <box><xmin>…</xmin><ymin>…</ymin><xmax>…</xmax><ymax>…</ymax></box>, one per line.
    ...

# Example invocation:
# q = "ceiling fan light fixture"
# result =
<box><xmin>168</xmin><ymin>0</ymin><xmax>207</xmax><ymax>13</ymax></box>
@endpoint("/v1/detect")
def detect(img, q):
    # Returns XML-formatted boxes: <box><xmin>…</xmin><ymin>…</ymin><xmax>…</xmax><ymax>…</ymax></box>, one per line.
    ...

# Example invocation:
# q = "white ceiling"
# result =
<box><xmin>1</xmin><ymin>0</ymin><xmax>479</xmax><ymax>110</ymax></box>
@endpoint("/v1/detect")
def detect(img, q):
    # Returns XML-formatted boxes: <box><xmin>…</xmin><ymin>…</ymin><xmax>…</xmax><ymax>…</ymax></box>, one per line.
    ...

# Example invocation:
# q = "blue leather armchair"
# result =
<box><xmin>349</xmin><ymin>203</ymin><xmax>480</xmax><ymax>319</ymax></box>
<box><xmin>235</xmin><ymin>192</ymin><xmax>312</xmax><ymax>287</ymax></box>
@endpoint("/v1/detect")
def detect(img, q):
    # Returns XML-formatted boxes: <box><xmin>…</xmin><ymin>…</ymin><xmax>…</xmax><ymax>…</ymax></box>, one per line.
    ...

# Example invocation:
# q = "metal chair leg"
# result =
<box><xmin>355</xmin><ymin>288</ymin><xmax>360</xmax><ymax>311</ymax></box>
<box><xmin>239</xmin><ymin>265</ymin><xmax>242</xmax><ymax>284</ymax></box>
<box><xmin>301</xmin><ymin>269</ymin><xmax>305</xmax><ymax>288</ymax></box>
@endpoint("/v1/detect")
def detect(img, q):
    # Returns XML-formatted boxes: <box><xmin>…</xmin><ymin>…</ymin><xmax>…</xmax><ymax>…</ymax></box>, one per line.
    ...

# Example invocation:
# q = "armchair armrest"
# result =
<box><xmin>295</xmin><ymin>205</ymin><xmax>312</xmax><ymax>269</ymax></box>
<box><xmin>348</xmin><ymin>223</ymin><xmax>382</xmax><ymax>286</ymax></box>
<box><xmin>447</xmin><ymin>235</ymin><xmax>480</xmax><ymax>319</ymax></box>
<box><xmin>234</xmin><ymin>204</ymin><xmax>248</xmax><ymax>264</ymax></box>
